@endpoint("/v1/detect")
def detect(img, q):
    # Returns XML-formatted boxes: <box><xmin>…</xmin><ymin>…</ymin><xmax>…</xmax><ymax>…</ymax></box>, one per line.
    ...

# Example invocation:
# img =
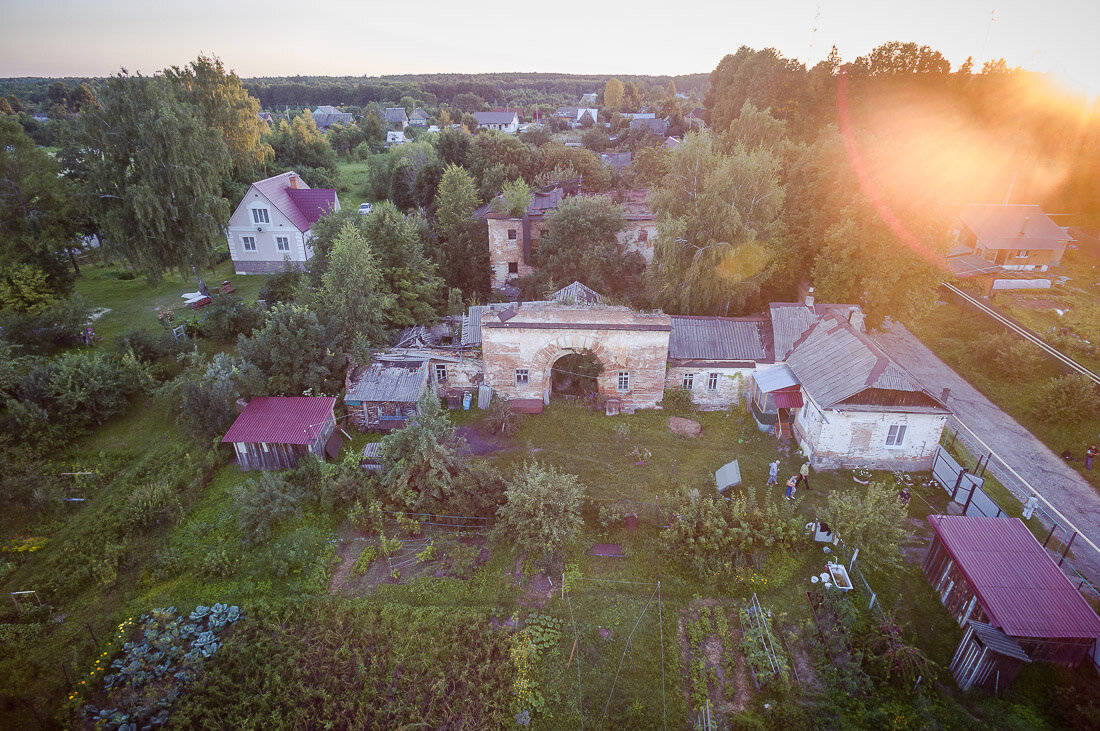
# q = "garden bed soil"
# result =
<box><xmin>519</xmin><ymin>573</ymin><xmax>555</xmax><ymax>608</ymax></box>
<box><xmin>677</xmin><ymin>600</ymin><xmax>751</xmax><ymax>718</ymax></box>
<box><xmin>781</xmin><ymin>624</ymin><xmax>823</xmax><ymax>692</ymax></box>
<box><xmin>456</xmin><ymin>425</ymin><xmax>514</xmax><ymax>456</ymax></box>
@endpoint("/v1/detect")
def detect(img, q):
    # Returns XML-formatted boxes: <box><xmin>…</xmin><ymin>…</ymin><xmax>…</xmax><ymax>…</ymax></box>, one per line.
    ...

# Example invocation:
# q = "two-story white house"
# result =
<box><xmin>226</xmin><ymin>171</ymin><xmax>340</xmax><ymax>274</ymax></box>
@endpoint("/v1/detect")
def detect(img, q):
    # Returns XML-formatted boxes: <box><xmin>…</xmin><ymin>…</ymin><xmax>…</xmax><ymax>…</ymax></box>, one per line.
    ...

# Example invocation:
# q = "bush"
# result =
<box><xmin>482</xmin><ymin>398</ymin><xmax>524</xmax><ymax>438</ymax></box>
<box><xmin>1029</xmin><ymin>374</ymin><xmax>1100</xmax><ymax>426</ymax></box>
<box><xmin>496</xmin><ymin>461</ymin><xmax>585</xmax><ymax>566</ymax></box>
<box><xmin>116</xmin><ymin>328</ymin><xmax>184</xmax><ymax>364</ymax></box>
<box><xmin>660</xmin><ymin>387</ymin><xmax>695</xmax><ymax>413</ymax></box>
<box><xmin>235</xmin><ymin>472</ymin><xmax>308</xmax><ymax>543</ymax></box>
<box><xmin>0</xmin><ymin>294</ymin><xmax>92</xmax><ymax>351</ymax></box>
<box><xmin>194</xmin><ymin>294</ymin><xmax>264</xmax><ymax>342</ymax></box>
<box><xmin>259</xmin><ymin>269</ymin><xmax>303</xmax><ymax>305</ymax></box>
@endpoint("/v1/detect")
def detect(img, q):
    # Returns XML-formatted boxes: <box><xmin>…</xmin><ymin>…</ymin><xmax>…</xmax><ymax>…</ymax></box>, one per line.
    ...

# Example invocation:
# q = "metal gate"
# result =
<box><xmin>930</xmin><ymin>447</ymin><xmax>1001</xmax><ymax>517</ymax></box>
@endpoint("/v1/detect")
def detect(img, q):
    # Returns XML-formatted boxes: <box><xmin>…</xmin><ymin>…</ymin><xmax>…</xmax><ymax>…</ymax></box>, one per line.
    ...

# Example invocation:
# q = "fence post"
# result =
<box><xmin>868</xmin><ymin>592</ymin><xmax>876</xmax><ymax>611</ymax></box>
<box><xmin>951</xmin><ymin>469</ymin><xmax>968</xmax><ymax>502</ymax></box>
<box><xmin>849</xmin><ymin>548</ymin><xmax>859</xmax><ymax>572</ymax></box>
<box><xmin>1059</xmin><ymin>532</ymin><xmax>1077</xmax><ymax>567</ymax></box>
<box><xmin>1043</xmin><ymin>524</ymin><xmax>1057</xmax><ymax>548</ymax></box>
<box><xmin>961</xmin><ymin>478</ymin><xmax>976</xmax><ymax>514</ymax></box>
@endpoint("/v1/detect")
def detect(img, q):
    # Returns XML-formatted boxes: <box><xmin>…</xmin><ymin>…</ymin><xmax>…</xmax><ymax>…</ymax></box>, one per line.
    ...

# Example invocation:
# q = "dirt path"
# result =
<box><xmin>870</xmin><ymin>321</ymin><xmax>1100</xmax><ymax>582</ymax></box>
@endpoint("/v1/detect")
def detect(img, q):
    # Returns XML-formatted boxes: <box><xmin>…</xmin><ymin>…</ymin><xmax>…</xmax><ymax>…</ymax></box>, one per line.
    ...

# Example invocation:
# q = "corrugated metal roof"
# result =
<box><xmin>669</xmin><ymin>317</ymin><xmax>767</xmax><ymax>361</ymax></box>
<box><xmin>785</xmin><ymin>316</ymin><xmax>932</xmax><ymax>408</ymax></box>
<box><xmin>968</xmin><ymin>622</ymin><xmax>1032</xmax><ymax>662</ymax></box>
<box><xmin>474</xmin><ymin>111</ymin><xmax>519</xmax><ymax>125</ymax></box>
<box><xmin>462</xmin><ymin>303</ymin><xmax>520</xmax><ymax>346</ymax></box>
<box><xmin>286</xmin><ymin>188</ymin><xmax>337</xmax><ymax>227</ymax></box>
<box><xmin>769</xmin><ymin>302</ymin><xmax>861</xmax><ymax>360</ymax></box>
<box><xmin>773</xmin><ymin>390</ymin><xmax>803</xmax><ymax>408</ymax></box>
<box><xmin>346</xmin><ymin>362</ymin><xmax>428</xmax><ymax>404</ymax></box>
<box><xmin>753</xmin><ymin>364</ymin><xmax>798</xmax><ymax>392</ymax></box>
<box><xmin>960</xmin><ymin>204</ymin><xmax>1073</xmax><ymax>251</ymax></box>
<box><xmin>929</xmin><ymin>515</ymin><xmax>1100</xmax><ymax>640</ymax></box>
<box><xmin>222</xmin><ymin>397</ymin><xmax>336</xmax><ymax>445</ymax></box>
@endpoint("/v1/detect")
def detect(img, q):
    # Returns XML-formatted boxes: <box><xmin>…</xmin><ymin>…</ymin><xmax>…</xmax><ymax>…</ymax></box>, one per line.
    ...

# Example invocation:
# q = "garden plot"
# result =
<box><xmin>534</xmin><ymin>579</ymin><xmax>681</xmax><ymax>727</ymax></box>
<box><xmin>330</xmin><ymin>531</ymin><xmax>490</xmax><ymax>596</ymax></box>
<box><xmin>679</xmin><ymin>600</ymin><xmax>752</xmax><ymax>717</ymax></box>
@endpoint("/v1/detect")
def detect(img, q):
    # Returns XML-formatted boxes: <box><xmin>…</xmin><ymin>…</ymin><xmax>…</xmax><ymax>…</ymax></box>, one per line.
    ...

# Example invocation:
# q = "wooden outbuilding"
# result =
<box><xmin>222</xmin><ymin>396</ymin><xmax>337</xmax><ymax>471</ymax></box>
<box><xmin>344</xmin><ymin>361</ymin><xmax>428</xmax><ymax>432</ymax></box>
<box><xmin>924</xmin><ymin>515</ymin><xmax>1100</xmax><ymax>690</ymax></box>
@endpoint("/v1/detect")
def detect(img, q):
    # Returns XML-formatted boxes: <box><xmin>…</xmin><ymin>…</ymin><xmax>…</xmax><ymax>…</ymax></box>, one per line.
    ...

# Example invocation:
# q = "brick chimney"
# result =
<box><xmin>940</xmin><ymin>387</ymin><xmax>951</xmax><ymax>404</ymax></box>
<box><xmin>805</xmin><ymin>287</ymin><xmax>815</xmax><ymax>310</ymax></box>
<box><xmin>288</xmin><ymin>173</ymin><xmax>299</xmax><ymax>189</ymax></box>
<box><xmin>848</xmin><ymin>309</ymin><xmax>866</xmax><ymax>332</ymax></box>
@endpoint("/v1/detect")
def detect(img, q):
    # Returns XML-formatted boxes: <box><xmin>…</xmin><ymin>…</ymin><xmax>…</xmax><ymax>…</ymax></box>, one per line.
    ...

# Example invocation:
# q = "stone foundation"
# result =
<box><xmin>232</xmin><ymin>259</ymin><xmax>307</xmax><ymax>275</ymax></box>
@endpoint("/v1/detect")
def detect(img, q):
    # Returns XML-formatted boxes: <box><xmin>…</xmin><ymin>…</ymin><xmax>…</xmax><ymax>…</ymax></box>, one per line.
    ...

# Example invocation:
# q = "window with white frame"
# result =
<box><xmin>241</xmin><ymin>236</ymin><xmax>256</xmax><ymax>252</ymax></box>
<box><xmin>681</xmin><ymin>373</ymin><xmax>694</xmax><ymax>390</ymax></box>
<box><xmin>515</xmin><ymin>368</ymin><xmax>529</xmax><ymax>386</ymax></box>
<box><xmin>886</xmin><ymin>424</ymin><xmax>907</xmax><ymax>447</ymax></box>
<box><xmin>276</xmin><ymin>236</ymin><xmax>290</xmax><ymax>252</ymax></box>
<box><xmin>1014</xmin><ymin>249</ymin><xmax>1030</xmax><ymax>259</ymax></box>
<box><xmin>251</xmin><ymin>208</ymin><xmax>270</xmax><ymax>224</ymax></box>
<box><xmin>707</xmin><ymin>372</ymin><xmax>720</xmax><ymax>391</ymax></box>
<box><xmin>434</xmin><ymin>363</ymin><xmax>448</xmax><ymax>383</ymax></box>
<box><xmin>617</xmin><ymin>371</ymin><xmax>630</xmax><ymax>392</ymax></box>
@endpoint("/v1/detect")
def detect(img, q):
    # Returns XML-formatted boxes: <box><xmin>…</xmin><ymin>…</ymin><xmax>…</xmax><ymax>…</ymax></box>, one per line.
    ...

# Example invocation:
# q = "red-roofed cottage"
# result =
<box><xmin>226</xmin><ymin>171</ymin><xmax>340</xmax><ymax>274</ymax></box>
<box><xmin>923</xmin><ymin>515</ymin><xmax>1100</xmax><ymax>691</ymax></box>
<box><xmin>222</xmin><ymin>396</ymin><xmax>338</xmax><ymax>470</ymax></box>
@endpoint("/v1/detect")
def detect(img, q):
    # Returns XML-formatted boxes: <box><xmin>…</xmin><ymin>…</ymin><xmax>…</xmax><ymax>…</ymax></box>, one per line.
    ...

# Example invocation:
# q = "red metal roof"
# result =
<box><xmin>773</xmin><ymin>389</ymin><xmax>804</xmax><ymax>409</ymax></box>
<box><xmin>928</xmin><ymin>515</ymin><xmax>1100</xmax><ymax>640</ymax></box>
<box><xmin>222</xmin><ymin>397</ymin><xmax>336</xmax><ymax>445</ymax></box>
<box><xmin>251</xmin><ymin>172</ymin><xmax>338</xmax><ymax>232</ymax></box>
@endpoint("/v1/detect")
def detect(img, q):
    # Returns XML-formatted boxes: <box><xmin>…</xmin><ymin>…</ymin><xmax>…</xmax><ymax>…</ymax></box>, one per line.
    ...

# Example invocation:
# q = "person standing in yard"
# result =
<box><xmin>785</xmin><ymin>474</ymin><xmax>798</xmax><ymax>500</ymax></box>
<box><xmin>796</xmin><ymin>461</ymin><xmax>812</xmax><ymax>491</ymax></box>
<box><xmin>1086</xmin><ymin>444</ymin><xmax>1098</xmax><ymax>471</ymax></box>
<box><xmin>767</xmin><ymin>460</ymin><xmax>780</xmax><ymax>486</ymax></box>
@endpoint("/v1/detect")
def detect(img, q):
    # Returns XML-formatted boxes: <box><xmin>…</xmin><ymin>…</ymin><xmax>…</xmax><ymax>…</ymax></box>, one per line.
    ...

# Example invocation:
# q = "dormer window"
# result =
<box><xmin>252</xmin><ymin>208</ymin><xmax>270</xmax><ymax>224</ymax></box>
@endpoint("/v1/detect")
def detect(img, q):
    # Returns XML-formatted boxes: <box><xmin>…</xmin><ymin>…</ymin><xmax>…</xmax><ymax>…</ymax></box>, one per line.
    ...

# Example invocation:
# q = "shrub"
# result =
<box><xmin>660</xmin><ymin>387</ymin><xmax>695</xmax><ymax>413</ymax></box>
<box><xmin>482</xmin><ymin>398</ymin><xmax>524</xmax><ymax>438</ymax></box>
<box><xmin>195</xmin><ymin>294</ymin><xmax>264</xmax><ymax>342</ymax></box>
<box><xmin>258</xmin><ymin>268</ymin><xmax>303</xmax><ymax>305</ymax></box>
<box><xmin>235</xmin><ymin>472</ymin><xmax>308</xmax><ymax>543</ymax></box>
<box><xmin>496</xmin><ymin>461</ymin><xmax>585</xmax><ymax>566</ymax></box>
<box><xmin>353</xmin><ymin>546</ymin><xmax>377</xmax><ymax>575</ymax></box>
<box><xmin>116</xmin><ymin>328</ymin><xmax>184</xmax><ymax>364</ymax></box>
<box><xmin>1029</xmin><ymin>374</ymin><xmax>1100</xmax><ymax>426</ymax></box>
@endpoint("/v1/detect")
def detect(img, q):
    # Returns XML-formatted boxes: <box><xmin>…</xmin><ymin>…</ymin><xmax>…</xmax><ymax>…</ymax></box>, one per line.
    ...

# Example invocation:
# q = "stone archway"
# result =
<box><xmin>479</xmin><ymin>304</ymin><xmax>672</xmax><ymax>412</ymax></box>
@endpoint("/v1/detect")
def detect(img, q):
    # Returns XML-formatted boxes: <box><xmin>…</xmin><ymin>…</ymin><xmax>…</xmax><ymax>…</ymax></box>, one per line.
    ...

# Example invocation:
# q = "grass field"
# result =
<box><xmin>336</xmin><ymin>159</ymin><xmax>371</xmax><ymax>212</ymax></box>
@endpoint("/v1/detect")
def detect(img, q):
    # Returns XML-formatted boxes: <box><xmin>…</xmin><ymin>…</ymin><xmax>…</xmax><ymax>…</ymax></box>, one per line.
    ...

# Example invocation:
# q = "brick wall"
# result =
<box><xmin>795</xmin><ymin>404</ymin><xmax>947</xmax><ymax>470</ymax></box>
<box><xmin>480</xmin><ymin>305</ymin><xmax>671</xmax><ymax>412</ymax></box>
<box><xmin>664</xmin><ymin>366</ymin><xmax>752</xmax><ymax>410</ymax></box>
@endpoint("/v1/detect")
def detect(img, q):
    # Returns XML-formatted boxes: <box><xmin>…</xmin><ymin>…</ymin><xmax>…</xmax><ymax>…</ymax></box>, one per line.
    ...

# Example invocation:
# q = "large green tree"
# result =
<box><xmin>537</xmin><ymin>195</ymin><xmax>644</xmax><ymax>299</ymax></box>
<box><xmin>75</xmin><ymin>72</ymin><xmax>231</xmax><ymax>286</ymax></box>
<box><xmin>314</xmin><ymin>222</ymin><xmax>392</xmax><ymax>357</ymax></box>
<box><xmin>0</xmin><ymin>116</ymin><xmax>80</xmax><ymax>300</ymax></box>
<box><xmin>432</xmin><ymin>163</ymin><xmax>488</xmax><ymax>298</ymax></box>
<box><xmin>236</xmin><ymin>303</ymin><xmax>343</xmax><ymax>396</ymax></box>
<box><xmin>166</xmin><ymin>55</ymin><xmax>273</xmax><ymax>188</ymax></box>
<box><xmin>379</xmin><ymin>392</ymin><xmax>465</xmax><ymax>511</ymax></box>
<box><xmin>266</xmin><ymin>111</ymin><xmax>339</xmax><ymax>188</ymax></box>
<box><xmin>649</xmin><ymin>130</ymin><xmax>785</xmax><ymax>315</ymax></box>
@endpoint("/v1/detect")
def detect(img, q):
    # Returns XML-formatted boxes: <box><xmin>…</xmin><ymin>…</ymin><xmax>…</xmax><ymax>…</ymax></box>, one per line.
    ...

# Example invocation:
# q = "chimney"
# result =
<box><xmin>288</xmin><ymin>173</ymin><xmax>299</xmax><ymax>189</ymax></box>
<box><xmin>1018</xmin><ymin>216</ymin><xmax>1030</xmax><ymax>237</ymax></box>
<box><xmin>940</xmin><ymin>387</ymin><xmax>951</xmax><ymax>404</ymax></box>
<box><xmin>848</xmin><ymin>309</ymin><xmax>865</xmax><ymax>332</ymax></box>
<box><xmin>805</xmin><ymin>287</ymin><xmax>815</xmax><ymax>310</ymax></box>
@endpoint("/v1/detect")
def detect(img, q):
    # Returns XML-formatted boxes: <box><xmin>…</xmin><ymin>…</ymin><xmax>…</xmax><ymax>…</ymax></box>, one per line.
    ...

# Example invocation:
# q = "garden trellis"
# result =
<box><xmin>739</xmin><ymin>593</ymin><xmax>784</xmax><ymax>689</ymax></box>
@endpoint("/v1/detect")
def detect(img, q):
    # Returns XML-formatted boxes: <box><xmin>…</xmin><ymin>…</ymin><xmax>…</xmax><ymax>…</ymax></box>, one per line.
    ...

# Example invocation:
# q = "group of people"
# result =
<box><xmin>767</xmin><ymin>459</ymin><xmax>811</xmax><ymax>500</ymax></box>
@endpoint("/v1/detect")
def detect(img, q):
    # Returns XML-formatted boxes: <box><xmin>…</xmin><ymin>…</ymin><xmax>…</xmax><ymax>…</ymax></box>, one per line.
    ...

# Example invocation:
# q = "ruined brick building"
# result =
<box><xmin>480</xmin><ymin>181</ymin><xmax>657</xmax><ymax>292</ymax></box>
<box><xmin>352</xmin><ymin>286</ymin><xmax>949</xmax><ymax>471</ymax></box>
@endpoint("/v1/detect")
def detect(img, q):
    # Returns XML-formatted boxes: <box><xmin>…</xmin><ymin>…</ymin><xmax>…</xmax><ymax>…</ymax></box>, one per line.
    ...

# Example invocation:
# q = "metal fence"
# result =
<box><xmin>381</xmin><ymin>510</ymin><xmax>489</xmax><ymax>534</ymax></box>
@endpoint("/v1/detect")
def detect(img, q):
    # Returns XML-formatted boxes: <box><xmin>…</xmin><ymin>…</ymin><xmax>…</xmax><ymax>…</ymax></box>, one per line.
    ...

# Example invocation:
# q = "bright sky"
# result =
<box><xmin>3</xmin><ymin>0</ymin><xmax>1098</xmax><ymax>98</ymax></box>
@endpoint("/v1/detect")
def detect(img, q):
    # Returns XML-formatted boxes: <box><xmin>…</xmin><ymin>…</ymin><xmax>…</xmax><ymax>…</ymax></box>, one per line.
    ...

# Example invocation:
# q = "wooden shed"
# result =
<box><xmin>345</xmin><ymin>361</ymin><xmax>428</xmax><ymax>432</ymax></box>
<box><xmin>222</xmin><ymin>397</ymin><xmax>337</xmax><ymax>471</ymax></box>
<box><xmin>924</xmin><ymin>515</ymin><xmax>1100</xmax><ymax>689</ymax></box>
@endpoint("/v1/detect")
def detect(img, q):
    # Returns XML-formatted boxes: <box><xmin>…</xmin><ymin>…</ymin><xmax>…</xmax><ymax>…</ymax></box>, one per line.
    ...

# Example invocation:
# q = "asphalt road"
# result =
<box><xmin>869</xmin><ymin>321</ymin><xmax>1100</xmax><ymax>584</ymax></box>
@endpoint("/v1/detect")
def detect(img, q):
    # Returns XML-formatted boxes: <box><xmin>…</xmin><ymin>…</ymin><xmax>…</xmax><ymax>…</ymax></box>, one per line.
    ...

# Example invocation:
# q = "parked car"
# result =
<box><xmin>358</xmin><ymin>202</ymin><xmax>373</xmax><ymax>215</ymax></box>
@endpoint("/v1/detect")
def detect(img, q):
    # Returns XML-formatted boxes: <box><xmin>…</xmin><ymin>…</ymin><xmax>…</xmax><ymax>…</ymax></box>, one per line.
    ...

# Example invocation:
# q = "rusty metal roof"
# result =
<box><xmin>346</xmin><ymin>362</ymin><xmax>428</xmax><ymax>404</ymax></box>
<box><xmin>929</xmin><ymin>515</ymin><xmax>1100</xmax><ymax>640</ymax></box>
<box><xmin>669</xmin><ymin>316</ymin><xmax>767</xmax><ymax>361</ymax></box>
<box><xmin>222</xmin><ymin>397</ymin><xmax>336</xmax><ymax>445</ymax></box>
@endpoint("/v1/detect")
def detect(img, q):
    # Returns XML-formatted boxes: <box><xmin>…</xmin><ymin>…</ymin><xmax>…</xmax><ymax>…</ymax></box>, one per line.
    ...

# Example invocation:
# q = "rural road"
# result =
<box><xmin>870</xmin><ymin>321</ymin><xmax>1100</xmax><ymax>585</ymax></box>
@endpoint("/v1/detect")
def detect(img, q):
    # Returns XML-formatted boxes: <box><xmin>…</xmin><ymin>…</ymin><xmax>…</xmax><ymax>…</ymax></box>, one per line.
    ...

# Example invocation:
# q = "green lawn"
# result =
<box><xmin>336</xmin><ymin>159</ymin><xmax>371</xmax><ymax>212</ymax></box>
<box><xmin>74</xmin><ymin>259</ymin><xmax>265</xmax><ymax>344</ymax></box>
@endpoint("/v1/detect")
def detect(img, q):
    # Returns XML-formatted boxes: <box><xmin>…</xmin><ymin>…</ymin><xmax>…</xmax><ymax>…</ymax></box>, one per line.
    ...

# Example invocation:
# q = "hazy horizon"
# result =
<box><xmin>3</xmin><ymin>0</ymin><xmax>1098</xmax><ymax>98</ymax></box>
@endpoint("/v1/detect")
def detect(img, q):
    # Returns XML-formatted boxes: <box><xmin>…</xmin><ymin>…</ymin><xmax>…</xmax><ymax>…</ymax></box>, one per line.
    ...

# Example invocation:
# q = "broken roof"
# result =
<box><xmin>346</xmin><ymin>362</ymin><xmax>428</xmax><ymax>404</ymax></box>
<box><xmin>929</xmin><ymin>515</ymin><xmax>1100</xmax><ymax>640</ymax></box>
<box><xmin>960</xmin><ymin>204</ymin><xmax>1073</xmax><ymax>251</ymax></box>
<box><xmin>669</xmin><ymin>316</ymin><xmax>768</xmax><ymax>361</ymax></box>
<box><xmin>250</xmin><ymin>172</ymin><xmax>338</xmax><ymax>232</ymax></box>
<box><xmin>222</xmin><ymin>397</ymin><xmax>336</xmax><ymax>445</ymax></box>
<box><xmin>550</xmin><ymin>281</ymin><xmax>605</xmax><ymax>305</ymax></box>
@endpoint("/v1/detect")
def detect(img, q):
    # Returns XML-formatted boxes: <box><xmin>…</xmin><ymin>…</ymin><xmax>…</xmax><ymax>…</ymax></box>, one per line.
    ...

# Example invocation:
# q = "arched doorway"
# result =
<box><xmin>550</xmin><ymin>348</ymin><xmax>604</xmax><ymax>400</ymax></box>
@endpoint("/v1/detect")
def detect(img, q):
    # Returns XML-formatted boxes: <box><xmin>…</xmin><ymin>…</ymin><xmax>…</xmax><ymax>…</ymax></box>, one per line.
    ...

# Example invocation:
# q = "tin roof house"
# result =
<box><xmin>222</xmin><ymin>397</ymin><xmax>338</xmax><ymax>470</ymax></box>
<box><xmin>956</xmin><ymin>204</ymin><xmax>1073</xmax><ymax>272</ymax></box>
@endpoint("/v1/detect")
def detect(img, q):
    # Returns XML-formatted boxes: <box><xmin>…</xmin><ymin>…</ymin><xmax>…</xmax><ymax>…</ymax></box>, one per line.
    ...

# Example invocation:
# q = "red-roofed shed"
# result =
<box><xmin>222</xmin><ymin>396</ymin><xmax>337</xmax><ymax>470</ymax></box>
<box><xmin>924</xmin><ymin>515</ymin><xmax>1100</xmax><ymax>688</ymax></box>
